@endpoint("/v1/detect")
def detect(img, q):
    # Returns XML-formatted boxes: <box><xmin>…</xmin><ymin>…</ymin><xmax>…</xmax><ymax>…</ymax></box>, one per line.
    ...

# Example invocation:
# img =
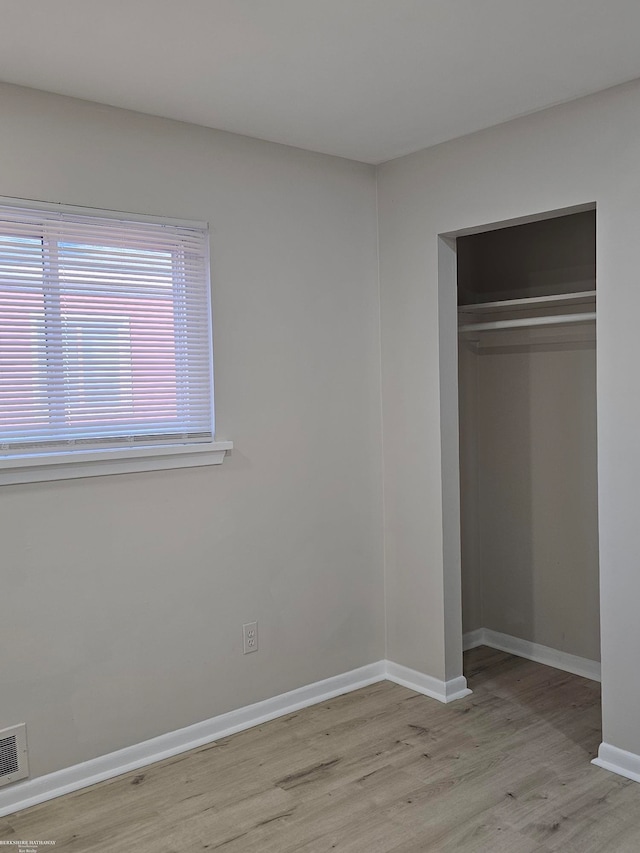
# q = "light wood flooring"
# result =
<box><xmin>2</xmin><ymin>647</ymin><xmax>640</xmax><ymax>852</ymax></box>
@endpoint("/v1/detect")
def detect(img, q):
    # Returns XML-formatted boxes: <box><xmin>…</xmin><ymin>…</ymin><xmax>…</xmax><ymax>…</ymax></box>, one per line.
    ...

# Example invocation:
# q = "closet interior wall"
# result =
<box><xmin>458</xmin><ymin>211</ymin><xmax>600</xmax><ymax>664</ymax></box>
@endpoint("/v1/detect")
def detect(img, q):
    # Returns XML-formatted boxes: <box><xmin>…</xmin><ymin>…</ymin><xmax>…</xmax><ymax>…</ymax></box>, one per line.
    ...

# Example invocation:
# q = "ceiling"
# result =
<box><xmin>1</xmin><ymin>1</ymin><xmax>640</xmax><ymax>164</ymax></box>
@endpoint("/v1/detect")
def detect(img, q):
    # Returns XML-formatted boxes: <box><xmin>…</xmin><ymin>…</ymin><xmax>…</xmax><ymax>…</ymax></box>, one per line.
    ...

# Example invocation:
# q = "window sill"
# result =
<box><xmin>0</xmin><ymin>441</ymin><xmax>233</xmax><ymax>486</ymax></box>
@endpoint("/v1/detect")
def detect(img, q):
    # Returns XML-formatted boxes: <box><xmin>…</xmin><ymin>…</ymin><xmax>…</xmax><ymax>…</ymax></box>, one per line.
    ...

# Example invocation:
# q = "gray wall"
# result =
<box><xmin>0</xmin><ymin>83</ymin><xmax>384</xmax><ymax>779</ymax></box>
<box><xmin>3</xmin><ymin>72</ymin><xmax>640</xmax><ymax>784</ymax></box>
<box><xmin>458</xmin><ymin>342</ymin><xmax>482</xmax><ymax>634</ymax></box>
<box><xmin>457</xmin><ymin>210</ymin><xmax>596</xmax><ymax>303</ymax></box>
<box><xmin>377</xmin><ymin>76</ymin><xmax>640</xmax><ymax>759</ymax></box>
<box><xmin>459</xmin><ymin>338</ymin><xmax>600</xmax><ymax>662</ymax></box>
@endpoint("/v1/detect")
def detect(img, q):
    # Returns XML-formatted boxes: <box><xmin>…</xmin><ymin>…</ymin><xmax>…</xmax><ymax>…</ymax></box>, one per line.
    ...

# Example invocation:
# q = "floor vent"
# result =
<box><xmin>0</xmin><ymin>724</ymin><xmax>29</xmax><ymax>787</ymax></box>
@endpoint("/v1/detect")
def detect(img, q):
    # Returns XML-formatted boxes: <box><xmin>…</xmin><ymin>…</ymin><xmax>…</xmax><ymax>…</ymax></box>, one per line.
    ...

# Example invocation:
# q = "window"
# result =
<box><xmin>0</xmin><ymin>199</ymin><xmax>231</xmax><ymax>484</ymax></box>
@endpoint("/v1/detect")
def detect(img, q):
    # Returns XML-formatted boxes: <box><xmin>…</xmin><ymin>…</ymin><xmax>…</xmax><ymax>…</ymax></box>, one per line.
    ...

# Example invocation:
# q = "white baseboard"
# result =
<box><xmin>0</xmin><ymin>661</ymin><xmax>386</xmax><ymax>818</ymax></box>
<box><xmin>462</xmin><ymin>628</ymin><xmax>485</xmax><ymax>651</ymax></box>
<box><xmin>592</xmin><ymin>742</ymin><xmax>640</xmax><ymax>784</ymax></box>
<box><xmin>0</xmin><ymin>658</ymin><xmax>473</xmax><ymax>818</ymax></box>
<box><xmin>385</xmin><ymin>661</ymin><xmax>472</xmax><ymax>703</ymax></box>
<box><xmin>463</xmin><ymin>627</ymin><xmax>601</xmax><ymax>682</ymax></box>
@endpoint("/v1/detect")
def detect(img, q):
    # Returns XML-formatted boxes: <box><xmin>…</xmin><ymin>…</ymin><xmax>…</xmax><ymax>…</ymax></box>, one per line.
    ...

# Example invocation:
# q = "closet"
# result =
<box><xmin>457</xmin><ymin>210</ymin><xmax>600</xmax><ymax>674</ymax></box>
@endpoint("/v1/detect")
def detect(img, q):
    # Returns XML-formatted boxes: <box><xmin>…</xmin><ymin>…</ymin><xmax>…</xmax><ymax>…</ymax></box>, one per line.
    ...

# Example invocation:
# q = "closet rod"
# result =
<box><xmin>459</xmin><ymin>312</ymin><xmax>596</xmax><ymax>332</ymax></box>
<box><xmin>457</xmin><ymin>290</ymin><xmax>596</xmax><ymax>314</ymax></box>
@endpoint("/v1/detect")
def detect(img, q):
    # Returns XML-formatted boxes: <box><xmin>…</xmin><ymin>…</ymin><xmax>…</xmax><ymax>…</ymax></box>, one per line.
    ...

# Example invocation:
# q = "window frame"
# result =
<box><xmin>0</xmin><ymin>197</ymin><xmax>232</xmax><ymax>485</ymax></box>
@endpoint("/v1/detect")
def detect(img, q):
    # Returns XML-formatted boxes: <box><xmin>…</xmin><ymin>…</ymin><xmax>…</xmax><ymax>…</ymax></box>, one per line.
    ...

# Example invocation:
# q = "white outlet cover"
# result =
<box><xmin>243</xmin><ymin>621</ymin><xmax>258</xmax><ymax>654</ymax></box>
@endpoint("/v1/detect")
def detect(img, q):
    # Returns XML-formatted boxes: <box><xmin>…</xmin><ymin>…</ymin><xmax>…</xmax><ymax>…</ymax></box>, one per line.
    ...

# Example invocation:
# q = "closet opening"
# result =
<box><xmin>441</xmin><ymin>205</ymin><xmax>600</xmax><ymax>727</ymax></box>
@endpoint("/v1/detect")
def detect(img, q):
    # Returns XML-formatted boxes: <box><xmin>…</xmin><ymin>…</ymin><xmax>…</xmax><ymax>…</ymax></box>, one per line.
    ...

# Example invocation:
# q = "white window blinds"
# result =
<box><xmin>0</xmin><ymin>201</ymin><xmax>214</xmax><ymax>458</ymax></box>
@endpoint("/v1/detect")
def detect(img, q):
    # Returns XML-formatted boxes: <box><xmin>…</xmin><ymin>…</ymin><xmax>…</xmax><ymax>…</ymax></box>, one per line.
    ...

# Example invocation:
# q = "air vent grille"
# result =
<box><xmin>0</xmin><ymin>736</ymin><xmax>19</xmax><ymax>776</ymax></box>
<box><xmin>0</xmin><ymin>724</ymin><xmax>29</xmax><ymax>787</ymax></box>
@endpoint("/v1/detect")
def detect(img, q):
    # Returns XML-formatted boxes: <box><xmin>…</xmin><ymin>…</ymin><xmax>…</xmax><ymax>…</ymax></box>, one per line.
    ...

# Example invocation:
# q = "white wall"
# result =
<box><xmin>377</xmin><ymin>77</ymin><xmax>640</xmax><ymax>760</ymax></box>
<box><xmin>0</xmin><ymin>84</ymin><xmax>384</xmax><ymax>779</ymax></box>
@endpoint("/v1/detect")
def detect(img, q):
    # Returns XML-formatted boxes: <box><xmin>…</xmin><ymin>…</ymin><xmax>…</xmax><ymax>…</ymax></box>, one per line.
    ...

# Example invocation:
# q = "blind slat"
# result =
<box><xmin>0</xmin><ymin>201</ymin><xmax>214</xmax><ymax>456</ymax></box>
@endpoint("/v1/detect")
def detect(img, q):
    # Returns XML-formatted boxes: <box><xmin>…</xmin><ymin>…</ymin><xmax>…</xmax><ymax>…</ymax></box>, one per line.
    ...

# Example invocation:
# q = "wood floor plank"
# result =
<box><xmin>3</xmin><ymin>648</ymin><xmax>640</xmax><ymax>852</ymax></box>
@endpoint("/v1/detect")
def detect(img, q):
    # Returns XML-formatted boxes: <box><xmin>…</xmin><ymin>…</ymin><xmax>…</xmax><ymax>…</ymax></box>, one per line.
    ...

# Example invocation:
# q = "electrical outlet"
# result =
<box><xmin>243</xmin><ymin>621</ymin><xmax>258</xmax><ymax>654</ymax></box>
